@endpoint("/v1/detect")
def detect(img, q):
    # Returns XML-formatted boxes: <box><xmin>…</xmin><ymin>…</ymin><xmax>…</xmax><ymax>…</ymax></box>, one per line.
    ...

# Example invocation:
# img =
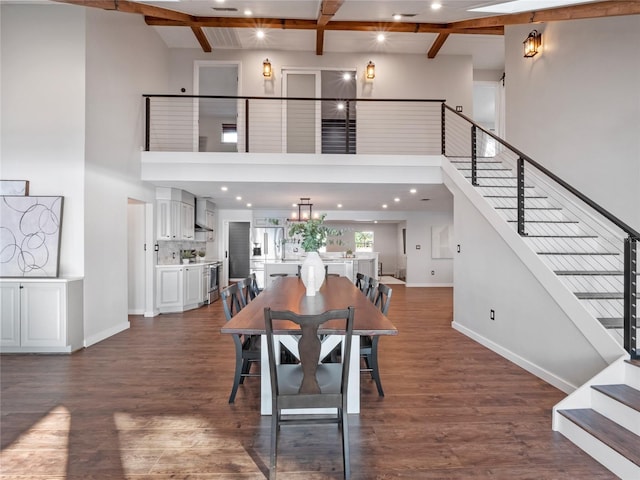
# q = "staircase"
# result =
<box><xmin>447</xmin><ymin>155</ymin><xmax>639</xmax><ymax>478</ymax></box>
<box><xmin>554</xmin><ymin>359</ymin><xmax>640</xmax><ymax>479</ymax></box>
<box><xmin>449</xmin><ymin>155</ymin><xmax>632</xmax><ymax>346</ymax></box>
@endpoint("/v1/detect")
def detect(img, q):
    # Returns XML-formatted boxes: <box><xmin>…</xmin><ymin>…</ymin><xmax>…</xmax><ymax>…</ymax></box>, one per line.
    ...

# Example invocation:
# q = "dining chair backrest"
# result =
<box><xmin>372</xmin><ymin>283</ymin><xmax>392</xmax><ymax>315</ymax></box>
<box><xmin>236</xmin><ymin>276</ymin><xmax>258</xmax><ymax>307</ymax></box>
<box><xmin>355</xmin><ymin>272</ymin><xmax>367</xmax><ymax>291</ymax></box>
<box><xmin>264</xmin><ymin>306</ymin><xmax>355</xmax><ymax>399</ymax></box>
<box><xmin>249</xmin><ymin>272</ymin><xmax>261</xmax><ymax>296</ymax></box>
<box><xmin>297</xmin><ymin>264</ymin><xmax>330</xmax><ymax>278</ymax></box>
<box><xmin>220</xmin><ymin>283</ymin><xmax>243</xmax><ymax>321</ymax></box>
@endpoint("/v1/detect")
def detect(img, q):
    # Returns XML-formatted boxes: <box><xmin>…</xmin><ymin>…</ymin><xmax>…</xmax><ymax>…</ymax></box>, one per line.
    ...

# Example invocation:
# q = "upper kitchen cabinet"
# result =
<box><xmin>156</xmin><ymin>187</ymin><xmax>195</xmax><ymax>241</ymax></box>
<box><xmin>195</xmin><ymin>198</ymin><xmax>216</xmax><ymax>242</ymax></box>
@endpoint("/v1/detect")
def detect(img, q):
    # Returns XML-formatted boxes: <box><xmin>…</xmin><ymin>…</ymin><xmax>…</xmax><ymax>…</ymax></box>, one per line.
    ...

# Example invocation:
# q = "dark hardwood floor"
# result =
<box><xmin>1</xmin><ymin>286</ymin><xmax>616</xmax><ymax>479</ymax></box>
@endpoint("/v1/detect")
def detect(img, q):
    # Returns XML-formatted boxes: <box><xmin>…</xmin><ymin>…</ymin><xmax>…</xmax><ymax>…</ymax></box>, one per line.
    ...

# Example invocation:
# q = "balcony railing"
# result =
<box><xmin>143</xmin><ymin>95</ymin><xmax>445</xmax><ymax>155</ymax></box>
<box><xmin>143</xmin><ymin>94</ymin><xmax>637</xmax><ymax>359</ymax></box>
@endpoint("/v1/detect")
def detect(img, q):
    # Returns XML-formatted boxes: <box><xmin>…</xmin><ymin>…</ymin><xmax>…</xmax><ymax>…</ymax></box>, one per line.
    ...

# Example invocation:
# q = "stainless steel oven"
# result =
<box><xmin>206</xmin><ymin>262</ymin><xmax>220</xmax><ymax>303</ymax></box>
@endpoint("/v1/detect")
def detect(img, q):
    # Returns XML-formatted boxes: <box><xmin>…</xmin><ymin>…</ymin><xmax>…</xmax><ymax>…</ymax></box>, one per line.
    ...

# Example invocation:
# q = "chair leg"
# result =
<box><xmin>228</xmin><ymin>337</ymin><xmax>243</xmax><ymax>403</ymax></box>
<box><xmin>239</xmin><ymin>357</ymin><xmax>251</xmax><ymax>384</ymax></box>
<box><xmin>370</xmin><ymin>337</ymin><xmax>384</xmax><ymax>397</ymax></box>
<box><xmin>270</xmin><ymin>407</ymin><xmax>278</xmax><ymax>480</ymax></box>
<box><xmin>341</xmin><ymin>408</ymin><xmax>350</xmax><ymax>479</ymax></box>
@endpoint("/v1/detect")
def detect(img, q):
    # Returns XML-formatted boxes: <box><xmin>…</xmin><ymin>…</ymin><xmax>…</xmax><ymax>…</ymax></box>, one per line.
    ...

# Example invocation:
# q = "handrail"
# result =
<box><xmin>442</xmin><ymin>104</ymin><xmax>640</xmax><ymax>240</ymax></box>
<box><xmin>143</xmin><ymin>94</ymin><xmax>446</xmax><ymax>103</ymax></box>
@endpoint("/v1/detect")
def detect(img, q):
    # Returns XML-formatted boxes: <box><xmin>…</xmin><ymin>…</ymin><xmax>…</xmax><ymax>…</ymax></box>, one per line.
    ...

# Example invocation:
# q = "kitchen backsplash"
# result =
<box><xmin>157</xmin><ymin>240</ymin><xmax>207</xmax><ymax>265</ymax></box>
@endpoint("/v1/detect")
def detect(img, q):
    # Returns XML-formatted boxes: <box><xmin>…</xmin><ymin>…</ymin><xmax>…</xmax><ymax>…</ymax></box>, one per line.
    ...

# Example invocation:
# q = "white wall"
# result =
<box><xmin>1</xmin><ymin>4</ymin><xmax>86</xmax><ymax>277</ymax></box>
<box><xmin>2</xmin><ymin>4</ymin><xmax>170</xmax><ymax>347</ymax></box>
<box><xmin>447</xmin><ymin>172</ymin><xmax>619</xmax><ymax>390</ymax></box>
<box><xmin>83</xmin><ymin>8</ymin><xmax>169</xmax><ymax>344</ymax></box>
<box><xmin>505</xmin><ymin>17</ymin><xmax>640</xmax><ymax>232</ymax></box>
<box><xmin>168</xmin><ymin>49</ymin><xmax>473</xmax><ymax>110</ymax></box>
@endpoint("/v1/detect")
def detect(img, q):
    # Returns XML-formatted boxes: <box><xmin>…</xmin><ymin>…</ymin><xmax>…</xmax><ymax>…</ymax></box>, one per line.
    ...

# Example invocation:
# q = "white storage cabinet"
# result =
<box><xmin>156</xmin><ymin>265</ymin><xmax>203</xmax><ymax>313</ymax></box>
<box><xmin>0</xmin><ymin>278</ymin><xmax>83</xmax><ymax>353</ymax></box>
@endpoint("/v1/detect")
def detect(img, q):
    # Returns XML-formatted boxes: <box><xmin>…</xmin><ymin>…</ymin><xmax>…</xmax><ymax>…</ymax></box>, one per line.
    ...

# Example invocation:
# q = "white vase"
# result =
<box><xmin>300</xmin><ymin>251</ymin><xmax>325</xmax><ymax>296</ymax></box>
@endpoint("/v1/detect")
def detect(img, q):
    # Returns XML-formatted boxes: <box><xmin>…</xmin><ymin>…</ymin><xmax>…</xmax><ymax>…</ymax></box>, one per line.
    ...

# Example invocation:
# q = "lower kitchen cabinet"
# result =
<box><xmin>156</xmin><ymin>265</ymin><xmax>203</xmax><ymax>313</ymax></box>
<box><xmin>0</xmin><ymin>278</ymin><xmax>84</xmax><ymax>353</ymax></box>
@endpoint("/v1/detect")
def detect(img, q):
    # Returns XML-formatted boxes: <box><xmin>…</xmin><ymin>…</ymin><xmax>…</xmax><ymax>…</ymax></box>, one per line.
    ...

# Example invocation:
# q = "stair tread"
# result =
<box><xmin>592</xmin><ymin>384</ymin><xmax>640</xmax><ymax>413</ymax></box>
<box><xmin>527</xmin><ymin>235</ymin><xmax>599</xmax><ymax>239</ymax></box>
<box><xmin>537</xmin><ymin>252</ymin><xmax>619</xmax><ymax>256</ymax></box>
<box><xmin>556</xmin><ymin>270</ymin><xmax>624</xmax><ymax>276</ymax></box>
<box><xmin>575</xmin><ymin>292</ymin><xmax>624</xmax><ymax>300</ymax></box>
<box><xmin>598</xmin><ymin>318</ymin><xmax>623</xmax><ymax>329</ymax></box>
<box><xmin>508</xmin><ymin>219</ymin><xmax>579</xmax><ymax>224</ymax></box>
<box><xmin>558</xmin><ymin>408</ymin><xmax>640</xmax><ymax>466</ymax></box>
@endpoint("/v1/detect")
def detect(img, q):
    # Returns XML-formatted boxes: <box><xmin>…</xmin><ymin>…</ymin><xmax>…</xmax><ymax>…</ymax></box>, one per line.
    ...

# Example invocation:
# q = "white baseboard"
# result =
<box><xmin>452</xmin><ymin>320</ymin><xmax>576</xmax><ymax>393</ymax></box>
<box><xmin>128</xmin><ymin>308</ymin><xmax>145</xmax><ymax>315</ymax></box>
<box><xmin>84</xmin><ymin>321</ymin><xmax>130</xmax><ymax>348</ymax></box>
<box><xmin>144</xmin><ymin>309</ymin><xmax>160</xmax><ymax>317</ymax></box>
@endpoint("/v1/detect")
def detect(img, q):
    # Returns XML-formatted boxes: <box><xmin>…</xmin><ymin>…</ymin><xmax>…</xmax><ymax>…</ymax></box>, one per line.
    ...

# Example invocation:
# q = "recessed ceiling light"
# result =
<box><xmin>377</xmin><ymin>33</ymin><xmax>385</xmax><ymax>42</ymax></box>
<box><xmin>221</xmin><ymin>186</ymin><xmax>228</xmax><ymax>191</ymax></box>
<box><xmin>337</xmin><ymin>102</ymin><xmax>345</xmax><ymax>110</ymax></box>
<box><xmin>236</xmin><ymin>196</ymin><xmax>242</xmax><ymax>201</ymax></box>
<box><xmin>393</xmin><ymin>13</ymin><xmax>402</xmax><ymax>21</ymax></box>
<box><xmin>343</xmin><ymin>72</ymin><xmax>351</xmax><ymax>80</ymax></box>
<box><xmin>215</xmin><ymin>0</ymin><xmax>224</xmax><ymax>3</ymax></box>
<box><xmin>431</xmin><ymin>2</ymin><xmax>442</xmax><ymax>10</ymax></box>
<box><xmin>394</xmin><ymin>197</ymin><xmax>400</xmax><ymax>202</ymax></box>
<box><xmin>246</xmin><ymin>203</ymin><xmax>252</xmax><ymax>207</ymax></box>
<box><xmin>382</xmin><ymin>204</ymin><xmax>388</xmax><ymax>209</ymax></box>
<box><xmin>244</xmin><ymin>9</ymin><xmax>252</xmax><ymax>16</ymax></box>
<box><xmin>256</xmin><ymin>30</ymin><xmax>265</xmax><ymax>39</ymax></box>
<box><xmin>410</xmin><ymin>188</ymin><xmax>417</xmax><ymax>194</ymax></box>
<box><xmin>337</xmin><ymin>204</ymin><xmax>343</xmax><ymax>208</ymax></box>
<box><xmin>374</xmin><ymin>220</ymin><xmax>378</xmax><ymax>224</ymax></box>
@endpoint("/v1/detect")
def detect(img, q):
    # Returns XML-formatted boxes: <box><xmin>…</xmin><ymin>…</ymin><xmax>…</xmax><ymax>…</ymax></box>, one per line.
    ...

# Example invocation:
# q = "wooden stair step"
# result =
<box><xmin>592</xmin><ymin>384</ymin><xmax>640</xmax><ymax>413</ymax></box>
<box><xmin>558</xmin><ymin>408</ymin><xmax>640</xmax><ymax>467</ymax></box>
<box><xmin>598</xmin><ymin>318</ymin><xmax>623</xmax><ymax>329</ymax></box>
<box><xmin>556</xmin><ymin>270</ymin><xmax>624</xmax><ymax>276</ymax></box>
<box><xmin>575</xmin><ymin>292</ymin><xmax>624</xmax><ymax>300</ymax></box>
<box><xmin>537</xmin><ymin>251</ymin><xmax>619</xmax><ymax>256</ymax></box>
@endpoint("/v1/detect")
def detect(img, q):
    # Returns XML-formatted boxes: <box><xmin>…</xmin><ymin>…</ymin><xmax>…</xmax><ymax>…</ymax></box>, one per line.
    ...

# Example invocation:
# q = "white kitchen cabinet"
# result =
<box><xmin>156</xmin><ymin>265</ymin><xmax>203</xmax><ymax>313</ymax></box>
<box><xmin>206</xmin><ymin>210</ymin><xmax>216</xmax><ymax>242</ymax></box>
<box><xmin>0</xmin><ymin>279</ymin><xmax>84</xmax><ymax>353</ymax></box>
<box><xmin>181</xmin><ymin>203</ymin><xmax>195</xmax><ymax>240</ymax></box>
<box><xmin>157</xmin><ymin>199</ymin><xmax>181</xmax><ymax>240</ymax></box>
<box><xmin>183</xmin><ymin>265</ymin><xmax>202</xmax><ymax>309</ymax></box>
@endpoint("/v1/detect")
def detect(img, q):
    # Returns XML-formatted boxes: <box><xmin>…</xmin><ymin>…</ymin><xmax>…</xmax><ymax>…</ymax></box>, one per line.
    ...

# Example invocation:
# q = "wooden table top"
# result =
<box><xmin>221</xmin><ymin>276</ymin><xmax>398</xmax><ymax>336</ymax></box>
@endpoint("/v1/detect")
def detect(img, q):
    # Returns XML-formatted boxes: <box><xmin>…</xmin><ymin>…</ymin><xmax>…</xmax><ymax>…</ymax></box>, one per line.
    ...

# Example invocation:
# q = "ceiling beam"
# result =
<box><xmin>317</xmin><ymin>0</ymin><xmax>345</xmax><ymax>27</ymax></box>
<box><xmin>144</xmin><ymin>16</ymin><xmax>503</xmax><ymax>35</ymax></box>
<box><xmin>191</xmin><ymin>26</ymin><xmax>212</xmax><ymax>53</ymax></box>
<box><xmin>427</xmin><ymin>33</ymin><xmax>450</xmax><ymax>59</ymax></box>
<box><xmin>316</xmin><ymin>29</ymin><xmax>325</xmax><ymax>56</ymax></box>
<box><xmin>448</xmin><ymin>0</ymin><xmax>640</xmax><ymax>29</ymax></box>
<box><xmin>53</xmin><ymin>0</ymin><xmax>194</xmax><ymax>23</ymax></box>
<box><xmin>316</xmin><ymin>0</ymin><xmax>344</xmax><ymax>55</ymax></box>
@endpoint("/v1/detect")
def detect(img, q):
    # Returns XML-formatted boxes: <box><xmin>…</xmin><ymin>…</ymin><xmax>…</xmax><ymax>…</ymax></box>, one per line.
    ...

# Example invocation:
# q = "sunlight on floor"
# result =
<box><xmin>0</xmin><ymin>405</ymin><xmax>70</xmax><ymax>477</ymax></box>
<box><xmin>113</xmin><ymin>412</ymin><xmax>263</xmax><ymax>476</ymax></box>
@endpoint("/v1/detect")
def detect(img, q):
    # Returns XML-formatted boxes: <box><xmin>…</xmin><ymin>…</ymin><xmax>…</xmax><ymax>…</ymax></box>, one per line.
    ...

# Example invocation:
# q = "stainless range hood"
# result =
<box><xmin>195</xmin><ymin>198</ymin><xmax>215</xmax><ymax>231</ymax></box>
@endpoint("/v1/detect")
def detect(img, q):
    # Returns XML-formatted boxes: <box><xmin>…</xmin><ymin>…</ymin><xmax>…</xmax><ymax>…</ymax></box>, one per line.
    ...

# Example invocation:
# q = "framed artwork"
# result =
<box><xmin>431</xmin><ymin>225</ymin><xmax>454</xmax><ymax>259</ymax></box>
<box><xmin>0</xmin><ymin>180</ymin><xmax>29</xmax><ymax>196</ymax></box>
<box><xmin>0</xmin><ymin>196</ymin><xmax>64</xmax><ymax>277</ymax></box>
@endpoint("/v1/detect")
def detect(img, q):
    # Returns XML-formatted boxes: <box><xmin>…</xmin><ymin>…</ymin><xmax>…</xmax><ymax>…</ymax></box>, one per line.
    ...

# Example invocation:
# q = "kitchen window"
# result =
<box><xmin>355</xmin><ymin>231</ymin><xmax>373</xmax><ymax>252</ymax></box>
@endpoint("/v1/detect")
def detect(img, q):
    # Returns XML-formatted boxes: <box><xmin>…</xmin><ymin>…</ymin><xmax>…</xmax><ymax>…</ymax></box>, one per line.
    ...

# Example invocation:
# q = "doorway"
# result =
<box><xmin>282</xmin><ymin>70</ymin><xmax>321</xmax><ymax>153</ymax></box>
<box><xmin>194</xmin><ymin>61</ymin><xmax>240</xmax><ymax>152</ymax></box>
<box><xmin>127</xmin><ymin>199</ymin><xmax>145</xmax><ymax>315</ymax></box>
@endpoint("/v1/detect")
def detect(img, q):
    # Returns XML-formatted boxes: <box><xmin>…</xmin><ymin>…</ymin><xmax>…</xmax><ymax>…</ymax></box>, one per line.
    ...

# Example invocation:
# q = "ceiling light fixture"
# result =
<box><xmin>289</xmin><ymin>197</ymin><xmax>313</xmax><ymax>222</ymax></box>
<box><xmin>376</xmin><ymin>33</ymin><xmax>385</xmax><ymax>43</ymax></box>
<box><xmin>431</xmin><ymin>2</ymin><xmax>442</xmax><ymax>10</ymax></box>
<box><xmin>410</xmin><ymin>188</ymin><xmax>417</xmax><ymax>194</ymax></box>
<box><xmin>244</xmin><ymin>9</ymin><xmax>252</xmax><ymax>16</ymax></box>
<box><xmin>523</xmin><ymin>30</ymin><xmax>542</xmax><ymax>57</ymax></box>
<box><xmin>393</xmin><ymin>13</ymin><xmax>402</xmax><ymax>20</ymax></box>
<box><xmin>263</xmin><ymin>58</ymin><xmax>272</xmax><ymax>78</ymax></box>
<box><xmin>366</xmin><ymin>61</ymin><xmax>375</xmax><ymax>80</ymax></box>
<box><xmin>221</xmin><ymin>186</ymin><xmax>228</xmax><ymax>191</ymax></box>
<box><xmin>256</xmin><ymin>29</ymin><xmax>265</xmax><ymax>39</ymax></box>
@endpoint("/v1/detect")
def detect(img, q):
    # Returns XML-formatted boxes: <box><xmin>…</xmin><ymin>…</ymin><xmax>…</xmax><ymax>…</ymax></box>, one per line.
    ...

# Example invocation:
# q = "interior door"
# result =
<box><xmin>228</xmin><ymin>222</ymin><xmax>250</xmax><ymax>280</ymax></box>
<box><xmin>282</xmin><ymin>70</ymin><xmax>321</xmax><ymax>153</ymax></box>
<box><xmin>194</xmin><ymin>61</ymin><xmax>240</xmax><ymax>152</ymax></box>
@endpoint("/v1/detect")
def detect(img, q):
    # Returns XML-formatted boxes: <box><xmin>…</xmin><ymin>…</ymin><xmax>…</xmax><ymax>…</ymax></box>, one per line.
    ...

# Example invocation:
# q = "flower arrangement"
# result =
<box><xmin>288</xmin><ymin>214</ymin><xmax>342</xmax><ymax>252</ymax></box>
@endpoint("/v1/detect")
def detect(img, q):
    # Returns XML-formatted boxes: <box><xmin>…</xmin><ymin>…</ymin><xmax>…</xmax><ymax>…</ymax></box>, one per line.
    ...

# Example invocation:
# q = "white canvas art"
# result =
<box><xmin>431</xmin><ymin>225</ymin><xmax>454</xmax><ymax>259</ymax></box>
<box><xmin>0</xmin><ymin>196</ymin><xmax>64</xmax><ymax>277</ymax></box>
<box><xmin>0</xmin><ymin>180</ymin><xmax>29</xmax><ymax>196</ymax></box>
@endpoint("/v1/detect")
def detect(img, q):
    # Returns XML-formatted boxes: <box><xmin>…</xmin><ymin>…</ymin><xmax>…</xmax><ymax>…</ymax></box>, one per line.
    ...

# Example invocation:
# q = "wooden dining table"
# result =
<box><xmin>221</xmin><ymin>275</ymin><xmax>398</xmax><ymax>414</ymax></box>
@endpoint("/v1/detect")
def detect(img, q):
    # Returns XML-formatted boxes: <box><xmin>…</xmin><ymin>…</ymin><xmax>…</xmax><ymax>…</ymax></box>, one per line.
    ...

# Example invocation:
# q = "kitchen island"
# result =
<box><xmin>262</xmin><ymin>253</ymin><xmax>378</xmax><ymax>289</ymax></box>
